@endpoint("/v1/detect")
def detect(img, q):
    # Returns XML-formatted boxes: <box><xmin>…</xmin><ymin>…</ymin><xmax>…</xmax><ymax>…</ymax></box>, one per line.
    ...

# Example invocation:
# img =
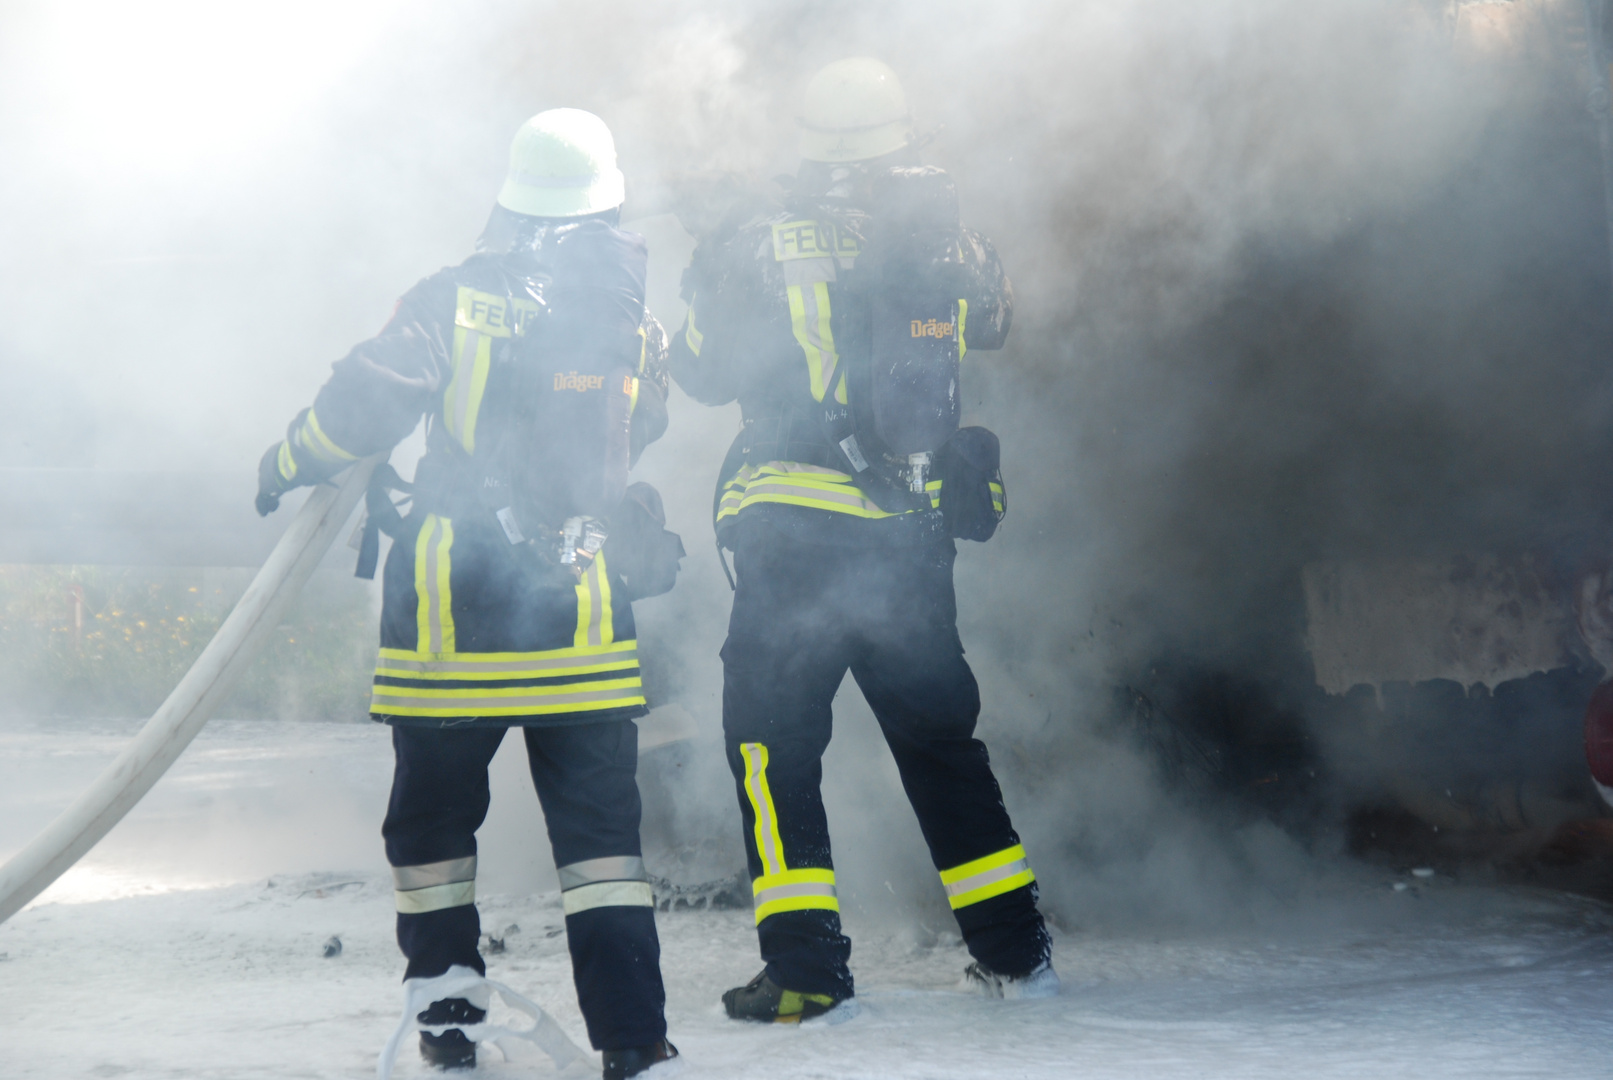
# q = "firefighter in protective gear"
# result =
<box><xmin>669</xmin><ymin>59</ymin><xmax>1057</xmax><ymax>1021</ymax></box>
<box><xmin>256</xmin><ymin>109</ymin><xmax>679</xmax><ymax>1078</ymax></box>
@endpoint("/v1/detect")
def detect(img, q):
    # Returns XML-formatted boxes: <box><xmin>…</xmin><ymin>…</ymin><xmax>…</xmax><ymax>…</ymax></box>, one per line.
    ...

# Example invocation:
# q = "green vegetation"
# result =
<box><xmin>0</xmin><ymin>564</ymin><xmax>377</xmax><ymax>720</ymax></box>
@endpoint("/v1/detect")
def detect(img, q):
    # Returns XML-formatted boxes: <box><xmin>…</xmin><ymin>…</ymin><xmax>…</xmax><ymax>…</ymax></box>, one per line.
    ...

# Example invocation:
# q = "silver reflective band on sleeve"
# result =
<box><xmin>392</xmin><ymin>855</ymin><xmax>477</xmax><ymax>892</ymax></box>
<box><xmin>395</xmin><ymin>880</ymin><xmax>476</xmax><ymax>914</ymax></box>
<box><xmin>557</xmin><ymin>855</ymin><xmax>647</xmax><ymax>890</ymax></box>
<box><xmin>561</xmin><ymin>880</ymin><xmax>655</xmax><ymax>915</ymax></box>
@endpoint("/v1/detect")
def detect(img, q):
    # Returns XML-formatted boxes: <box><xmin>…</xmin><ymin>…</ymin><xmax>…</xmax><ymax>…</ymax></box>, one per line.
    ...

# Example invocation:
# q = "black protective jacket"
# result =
<box><xmin>667</xmin><ymin>172</ymin><xmax>1011</xmax><ymax>547</ymax></box>
<box><xmin>269</xmin><ymin>220</ymin><xmax>671</xmax><ymax>727</ymax></box>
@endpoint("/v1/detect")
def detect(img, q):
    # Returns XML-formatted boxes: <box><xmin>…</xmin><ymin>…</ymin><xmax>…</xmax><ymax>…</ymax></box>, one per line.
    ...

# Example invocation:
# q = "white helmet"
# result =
<box><xmin>496</xmin><ymin>109</ymin><xmax>626</xmax><ymax>218</ymax></box>
<box><xmin>798</xmin><ymin>58</ymin><xmax>913</xmax><ymax>163</ymax></box>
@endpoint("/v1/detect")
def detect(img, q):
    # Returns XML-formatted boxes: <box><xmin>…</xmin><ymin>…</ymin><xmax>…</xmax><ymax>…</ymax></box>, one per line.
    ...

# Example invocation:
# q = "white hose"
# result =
<box><xmin>0</xmin><ymin>456</ymin><xmax>381</xmax><ymax>924</ymax></box>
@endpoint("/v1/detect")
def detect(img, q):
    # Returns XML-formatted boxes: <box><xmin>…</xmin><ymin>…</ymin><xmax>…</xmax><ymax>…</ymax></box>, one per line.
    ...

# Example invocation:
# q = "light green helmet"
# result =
<box><xmin>496</xmin><ymin>108</ymin><xmax>626</xmax><ymax>218</ymax></box>
<box><xmin>798</xmin><ymin>58</ymin><xmax>913</xmax><ymax>163</ymax></box>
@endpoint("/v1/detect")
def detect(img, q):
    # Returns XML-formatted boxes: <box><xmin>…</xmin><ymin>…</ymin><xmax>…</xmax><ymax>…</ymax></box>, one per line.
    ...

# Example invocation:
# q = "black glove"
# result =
<box><xmin>256</xmin><ymin>442</ymin><xmax>289</xmax><ymax>517</ymax></box>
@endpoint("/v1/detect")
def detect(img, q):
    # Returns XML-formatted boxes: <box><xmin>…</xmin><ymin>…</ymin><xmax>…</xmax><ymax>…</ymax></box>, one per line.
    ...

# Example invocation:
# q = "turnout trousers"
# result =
<box><xmin>721</xmin><ymin>518</ymin><xmax>1051</xmax><ymax>999</ymax></box>
<box><xmin>382</xmin><ymin>720</ymin><xmax>667</xmax><ymax>1050</ymax></box>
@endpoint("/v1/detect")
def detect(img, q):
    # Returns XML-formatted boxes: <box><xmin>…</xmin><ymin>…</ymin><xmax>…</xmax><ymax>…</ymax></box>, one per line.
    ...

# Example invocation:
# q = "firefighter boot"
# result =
<box><xmin>602</xmin><ymin>1038</ymin><xmax>679</xmax><ymax>1079</ymax></box>
<box><xmin>722</xmin><ymin>969</ymin><xmax>849</xmax><ymax>1023</ymax></box>
<box><xmin>417</xmin><ymin>997</ymin><xmax>485</xmax><ymax>1070</ymax></box>
<box><xmin>963</xmin><ymin>960</ymin><xmax>1061</xmax><ymax>1000</ymax></box>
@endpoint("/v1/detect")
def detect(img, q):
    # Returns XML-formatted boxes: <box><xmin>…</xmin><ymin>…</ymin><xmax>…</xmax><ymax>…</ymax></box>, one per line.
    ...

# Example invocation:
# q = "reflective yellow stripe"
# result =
<box><xmin>939</xmin><ymin>844</ymin><xmax>1036</xmax><ymax>910</ymax></box>
<box><xmin>370</xmin><ymin>678</ymin><xmax>645</xmax><ymax>717</ymax></box>
<box><xmin>637</xmin><ymin>324</ymin><xmax>648</xmax><ymax>374</ymax></box>
<box><xmin>628</xmin><ymin>376</ymin><xmax>640</xmax><ymax>416</ymax></box>
<box><xmin>276</xmin><ymin>441</ymin><xmax>297</xmax><ymax>483</ymax></box>
<box><xmin>683</xmin><ymin>301</ymin><xmax>704</xmax><ymax>356</ymax></box>
<box><xmin>395</xmin><ymin>880</ymin><xmax>475</xmax><ymax>914</ymax></box>
<box><xmin>562</xmin><ymin>880</ymin><xmax>655</xmax><ymax>915</ymax></box>
<box><xmin>785</xmin><ymin>281</ymin><xmax>847</xmax><ymax>405</ymax></box>
<box><xmin>776</xmin><ymin>219</ymin><xmax>852</xmax><ymax>405</ymax></box>
<box><xmin>414</xmin><ymin>515</ymin><xmax>455</xmax><ymax>655</ymax></box>
<box><xmin>444</xmin><ymin>327</ymin><xmax>493</xmax><ymax>453</ymax></box>
<box><xmin>446</xmin><ymin>286</ymin><xmax>543</xmax><ymax>456</ymax></box>
<box><xmin>375</xmin><ymin>641</ymin><xmax>639</xmax><ymax>680</ymax></box>
<box><xmin>741</xmin><ymin>743</ymin><xmax>787</xmax><ymax>877</ymax></box>
<box><xmin>299</xmin><ymin>408</ymin><xmax>356</xmax><ymax>463</ymax></box>
<box><xmin>990</xmin><ymin>480</ymin><xmax>1005</xmax><ymax>513</ymax></box>
<box><xmin>573</xmin><ymin>553</ymin><xmax>614</xmax><ymax>648</ymax></box>
<box><xmin>716</xmin><ymin>462</ymin><xmax>897</xmax><ymax>522</ymax></box>
<box><xmin>957</xmin><ymin>297</ymin><xmax>969</xmax><ymax>361</ymax></box>
<box><xmin>752</xmin><ymin>867</ymin><xmax>838</xmax><ymax>924</ymax></box>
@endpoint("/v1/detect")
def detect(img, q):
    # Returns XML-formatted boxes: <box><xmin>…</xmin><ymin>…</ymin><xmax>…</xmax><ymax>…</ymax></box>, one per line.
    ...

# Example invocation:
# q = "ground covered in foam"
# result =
<box><xmin>3</xmin><ymin>718</ymin><xmax>1613</xmax><ymax>1078</ymax></box>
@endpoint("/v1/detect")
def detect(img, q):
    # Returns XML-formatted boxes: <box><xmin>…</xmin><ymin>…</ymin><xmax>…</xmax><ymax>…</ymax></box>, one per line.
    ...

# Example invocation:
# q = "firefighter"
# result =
<box><xmin>668</xmin><ymin>58</ymin><xmax>1058</xmax><ymax>1021</ymax></box>
<box><xmin>256</xmin><ymin>109</ymin><xmax>680</xmax><ymax>1078</ymax></box>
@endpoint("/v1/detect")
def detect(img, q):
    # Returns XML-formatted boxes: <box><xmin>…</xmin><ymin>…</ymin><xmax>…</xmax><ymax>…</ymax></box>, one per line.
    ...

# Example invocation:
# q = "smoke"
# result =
<box><xmin>4</xmin><ymin>0</ymin><xmax>1611</xmax><ymax>931</ymax></box>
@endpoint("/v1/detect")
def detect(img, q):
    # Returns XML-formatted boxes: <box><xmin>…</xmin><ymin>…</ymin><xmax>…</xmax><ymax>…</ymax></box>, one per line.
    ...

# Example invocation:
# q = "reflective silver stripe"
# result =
<box><xmin>418</xmin><ymin>516</ymin><xmax>451</xmax><ymax>655</ymax></box>
<box><xmin>739</xmin><ymin>481</ymin><xmax>881</xmax><ymax>512</ymax></box>
<box><xmin>455</xmin><ymin>329</ymin><xmax>481</xmax><ymax>441</ymax></box>
<box><xmin>378</xmin><ymin>646</ymin><xmax>637</xmax><ymax>674</ymax></box>
<box><xmin>557</xmin><ymin>856</ymin><xmax>647</xmax><ymax>890</ymax></box>
<box><xmin>757</xmin><ymin>461</ymin><xmax>853</xmax><ymax>478</ymax></box>
<box><xmin>396</xmin><ymin>880</ymin><xmax>475</xmax><ymax>914</ymax></box>
<box><xmin>371</xmin><ymin>684</ymin><xmax>641</xmax><ymax>711</ymax></box>
<box><xmin>426</xmin><ymin>520</ymin><xmax>444</xmax><ymax>653</ymax></box>
<box><xmin>753</xmin><ymin>880</ymin><xmax>837</xmax><ymax>906</ymax></box>
<box><xmin>584</xmin><ymin>560</ymin><xmax>604</xmax><ymax>647</ymax></box>
<box><xmin>561</xmin><ymin>880</ymin><xmax>654</xmax><ymax>915</ymax></box>
<box><xmin>942</xmin><ymin>857</ymin><xmax>1033</xmax><ymax>901</ymax></box>
<box><xmin>392</xmin><ymin>856</ymin><xmax>476</xmax><ymax>891</ymax></box>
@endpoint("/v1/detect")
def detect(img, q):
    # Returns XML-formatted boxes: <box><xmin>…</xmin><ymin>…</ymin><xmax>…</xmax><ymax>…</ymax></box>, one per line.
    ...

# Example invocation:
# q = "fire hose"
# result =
<box><xmin>0</xmin><ymin>456</ymin><xmax>380</xmax><ymax>924</ymax></box>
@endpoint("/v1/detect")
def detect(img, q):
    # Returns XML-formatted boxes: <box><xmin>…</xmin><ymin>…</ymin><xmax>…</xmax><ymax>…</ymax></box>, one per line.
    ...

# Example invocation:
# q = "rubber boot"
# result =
<box><xmin>721</xmin><ymin>969</ymin><xmax>848</xmax><ymax>1023</ymax></box>
<box><xmin>602</xmin><ymin>1038</ymin><xmax>679</xmax><ymax>1078</ymax></box>
<box><xmin>417</xmin><ymin>997</ymin><xmax>485</xmax><ymax>1070</ymax></box>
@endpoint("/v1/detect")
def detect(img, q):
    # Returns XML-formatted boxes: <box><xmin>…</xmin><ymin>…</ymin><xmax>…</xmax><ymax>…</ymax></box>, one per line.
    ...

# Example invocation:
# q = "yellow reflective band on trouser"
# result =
<box><xmin>717</xmin><ymin>462</ymin><xmax>901</xmax><ymax>523</ymax></box>
<box><xmin>573</xmin><ymin>553</ymin><xmax>615</xmax><ymax>648</ymax></box>
<box><xmin>393</xmin><ymin>856</ymin><xmax>478</xmax><ymax>914</ymax></box>
<box><xmin>740</xmin><ymin>742</ymin><xmax>787</xmax><ymax>876</ymax></box>
<box><xmin>957</xmin><ymin>297</ymin><xmax>969</xmax><ymax>361</ymax></box>
<box><xmin>938</xmin><ymin>844</ymin><xmax>1036</xmax><ymax>910</ymax></box>
<box><xmin>276</xmin><ymin>441</ymin><xmax>297</xmax><ymax>484</ymax></box>
<box><xmin>562</xmin><ymin>880</ymin><xmax>656</xmax><ymax>915</ymax></box>
<box><xmin>752</xmin><ymin>868</ymin><xmax>838</xmax><ymax>925</ymax></box>
<box><xmin>395</xmin><ymin>881</ymin><xmax>475</xmax><ymax>914</ymax></box>
<box><xmin>298</xmin><ymin>408</ymin><xmax>356</xmax><ymax>464</ymax></box>
<box><xmin>683</xmin><ymin>300</ymin><xmax>704</xmax><ymax>356</ymax></box>
<box><xmin>415</xmin><ymin>515</ymin><xmax>455</xmax><ymax>654</ymax></box>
